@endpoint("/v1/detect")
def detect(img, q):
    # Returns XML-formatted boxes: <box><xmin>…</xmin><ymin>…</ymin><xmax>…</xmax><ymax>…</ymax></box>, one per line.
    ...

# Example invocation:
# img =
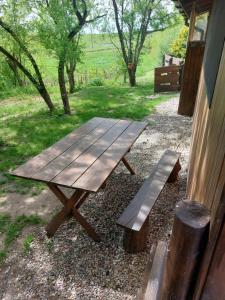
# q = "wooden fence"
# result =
<box><xmin>154</xmin><ymin>65</ymin><xmax>182</xmax><ymax>93</ymax></box>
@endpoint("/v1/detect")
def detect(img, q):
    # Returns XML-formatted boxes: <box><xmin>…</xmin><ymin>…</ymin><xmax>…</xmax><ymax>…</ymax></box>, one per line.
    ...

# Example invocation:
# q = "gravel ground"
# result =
<box><xmin>0</xmin><ymin>96</ymin><xmax>192</xmax><ymax>300</ymax></box>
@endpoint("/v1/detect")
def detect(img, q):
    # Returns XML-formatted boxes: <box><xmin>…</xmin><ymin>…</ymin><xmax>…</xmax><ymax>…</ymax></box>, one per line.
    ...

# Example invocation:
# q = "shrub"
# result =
<box><xmin>169</xmin><ymin>26</ymin><xmax>189</xmax><ymax>59</ymax></box>
<box><xmin>89</xmin><ymin>77</ymin><xmax>104</xmax><ymax>86</ymax></box>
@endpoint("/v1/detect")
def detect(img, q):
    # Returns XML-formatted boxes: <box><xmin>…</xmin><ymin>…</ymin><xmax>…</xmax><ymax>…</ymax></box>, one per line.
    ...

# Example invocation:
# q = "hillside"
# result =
<box><xmin>37</xmin><ymin>25</ymin><xmax>182</xmax><ymax>84</ymax></box>
<box><xmin>0</xmin><ymin>24</ymin><xmax>182</xmax><ymax>99</ymax></box>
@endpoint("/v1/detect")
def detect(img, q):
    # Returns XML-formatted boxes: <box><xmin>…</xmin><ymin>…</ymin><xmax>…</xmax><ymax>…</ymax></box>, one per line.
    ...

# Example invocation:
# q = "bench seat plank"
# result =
<box><xmin>117</xmin><ymin>150</ymin><xmax>181</xmax><ymax>231</ymax></box>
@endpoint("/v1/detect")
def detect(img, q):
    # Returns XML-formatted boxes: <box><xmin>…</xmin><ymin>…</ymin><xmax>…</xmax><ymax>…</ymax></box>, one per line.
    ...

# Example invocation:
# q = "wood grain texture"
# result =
<box><xmin>72</xmin><ymin>121</ymin><xmax>147</xmax><ymax>192</ymax></box>
<box><xmin>52</xmin><ymin>120</ymin><xmax>131</xmax><ymax>186</ymax></box>
<box><xmin>11</xmin><ymin>118</ymin><xmax>146</xmax><ymax>194</ymax></box>
<box><xmin>45</xmin><ymin>189</ymin><xmax>84</xmax><ymax>237</ymax></box>
<box><xmin>11</xmin><ymin>117</ymin><xmax>104</xmax><ymax>177</ymax></box>
<box><xmin>162</xmin><ymin>200</ymin><xmax>210</xmax><ymax>300</ymax></box>
<box><xmin>187</xmin><ymin>24</ymin><xmax>225</xmax><ymax>224</ymax></box>
<box><xmin>192</xmin><ymin>192</ymin><xmax>225</xmax><ymax>300</ymax></box>
<box><xmin>144</xmin><ymin>241</ymin><xmax>167</xmax><ymax>300</ymax></box>
<box><xmin>137</xmin><ymin>244</ymin><xmax>157</xmax><ymax>300</ymax></box>
<box><xmin>154</xmin><ymin>66</ymin><xmax>181</xmax><ymax>93</ymax></box>
<box><xmin>178</xmin><ymin>41</ymin><xmax>205</xmax><ymax>116</ymax></box>
<box><xmin>201</xmin><ymin>214</ymin><xmax>225</xmax><ymax>300</ymax></box>
<box><xmin>117</xmin><ymin>150</ymin><xmax>181</xmax><ymax>231</ymax></box>
<box><xmin>29</xmin><ymin>118</ymin><xmax>118</xmax><ymax>181</ymax></box>
<box><xmin>123</xmin><ymin>216</ymin><xmax>149</xmax><ymax>253</ymax></box>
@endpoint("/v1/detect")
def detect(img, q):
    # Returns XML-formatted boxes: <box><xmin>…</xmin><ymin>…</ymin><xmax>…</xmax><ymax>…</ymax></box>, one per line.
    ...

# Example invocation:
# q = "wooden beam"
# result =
<box><xmin>188</xmin><ymin>2</ymin><xmax>197</xmax><ymax>41</ymax></box>
<box><xmin>137</xmin><ymin>245</ymin><xmax>157</xmax><ymax>300</ymax></box>
<box><xmin>144</xmin><ymin>241</ymin><xmax>167</xmax><ymax>300</ymax></box>
<box><xmin>122</xmin><ymin>157</ymin><xmax>136</xmax><ymax>175</ymax></box>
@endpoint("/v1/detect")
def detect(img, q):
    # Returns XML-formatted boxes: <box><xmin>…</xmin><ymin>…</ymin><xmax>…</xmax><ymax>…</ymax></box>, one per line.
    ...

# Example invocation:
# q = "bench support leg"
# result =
<box><xmin>123</xmin><ymin>217</ymin><xmax>149</xmax><ymax>253</ymax></box>
<box><xmin>122</xmin><ymin>157</ymin><xmax>136</xmax><ymax>175</ymax></box>
<box><xmin>167</xmin><ymin>159</ymin><xmax>181</xmax><ymax>183</ymax></box>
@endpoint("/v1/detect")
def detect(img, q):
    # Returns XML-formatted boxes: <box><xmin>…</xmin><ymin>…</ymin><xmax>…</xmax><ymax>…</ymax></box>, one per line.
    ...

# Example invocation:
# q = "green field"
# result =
<box><xmin>0</xmin><ymin>25</ymin><xmax>181</xmax><ymax>195</ymax></box>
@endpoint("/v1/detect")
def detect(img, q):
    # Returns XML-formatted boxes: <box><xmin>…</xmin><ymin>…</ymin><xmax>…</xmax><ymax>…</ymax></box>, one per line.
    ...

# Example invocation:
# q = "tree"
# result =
<box><xmin>0</xmin><ymin>0</ymin><xmax>26</xmax><ymax>88</ymax></box>
<box><xmin>66</xmin><ymin>35</ymin><xmax>83</xmax><ymax>94</ymax></box>
<box><xmin>169</xmin><ymin>26</ymin><xmax>188</xmax><ymax>59</ymax></box>
<box><xmin>35</xmin><ymin>0</ymin><xmax>105</xmax><ymax>114</ymax></box>
<box><xmin>0</xmin><ymin>1</ymin><xmax>55</xmax><ymax>111</ymax></box>
<box><xmin>111</xmin><ymin>0</ymin><xmax>179</xmax><ymax>86</ymax></box>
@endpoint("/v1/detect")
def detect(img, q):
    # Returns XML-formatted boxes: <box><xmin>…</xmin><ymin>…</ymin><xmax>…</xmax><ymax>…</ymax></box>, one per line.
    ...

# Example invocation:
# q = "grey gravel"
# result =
<box><xmin>0</xmin><ymin>96</ymin><xmax>192</xmax><ymax>300</ymax></box>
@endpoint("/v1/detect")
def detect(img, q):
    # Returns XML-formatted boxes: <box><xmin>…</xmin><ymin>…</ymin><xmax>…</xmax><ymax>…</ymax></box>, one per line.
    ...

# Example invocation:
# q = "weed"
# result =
<box><xmin>23</xmin><ymin>234</ymin><xmax>34</xmax><ymax>255</ymax></box>
<box><xmin>0</xmin><ymin>251</ymin><xmax>7</xmax><ymax>263</ymax></box>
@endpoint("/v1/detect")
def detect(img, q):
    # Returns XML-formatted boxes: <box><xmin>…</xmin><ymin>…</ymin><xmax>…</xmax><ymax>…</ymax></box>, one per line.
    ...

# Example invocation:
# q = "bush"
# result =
<box><xmin>89</xmin><ymin>77</ymin><xmax>104</xmax><ymax>86</ymax></box>
<box><xmin>169</xmin><ymin>26</ymin><xmax>189</xmax><ymax>59</ymax></box>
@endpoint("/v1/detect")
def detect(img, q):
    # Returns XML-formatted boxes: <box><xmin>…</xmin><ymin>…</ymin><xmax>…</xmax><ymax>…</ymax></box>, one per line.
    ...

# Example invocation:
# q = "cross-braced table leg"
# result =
<box><xmin>122</xmin><ymin>157</ymin><xmax>136</xmax><ymax>175</ymax></box>
<box><xmin>46</xmin><ymin>184</ymin><xmax>101</xmax><ymax>241</ymax></box>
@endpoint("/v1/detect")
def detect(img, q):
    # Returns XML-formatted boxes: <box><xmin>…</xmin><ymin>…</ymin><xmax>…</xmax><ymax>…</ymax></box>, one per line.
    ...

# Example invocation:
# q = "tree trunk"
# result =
<box><xmin>0</xmin><ymin>45</ymin><xmax>55</xmax><ymax>112</ymax></box>
<box><xmin>58</xmin><ymin>56</ymin><xmax>71</xmax><ymax>114</ymax></box>
<box><xmin>123</xmin><ymin>70</ymin><xmax>127</xmax><ymax>83</ymax></box>
<box><xmin>66</xmin><ymin>62</ymin><xmax>76</xmax><ymax>94</ymax></box>
<box><xmin>38</xmin><ymin>85</ymin><xmax>55</xmax><ymax>112</ymax></box>
<box><xmin>7</xmin><ymin>59</ymin><xmax>24</xmax><ymax>87</ymax></box>
<box><xmin>128</xmin><ymin>68</ymin><xmax>136</xmax><ymax>87</ymax></box>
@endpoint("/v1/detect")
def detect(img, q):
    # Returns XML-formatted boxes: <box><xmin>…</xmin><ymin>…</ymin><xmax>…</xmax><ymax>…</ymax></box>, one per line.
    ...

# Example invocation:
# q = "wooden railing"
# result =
<box><xmin>154</xmin><ymin>65</ymin><xmax>182</xmax><ymax>93</ymax></box>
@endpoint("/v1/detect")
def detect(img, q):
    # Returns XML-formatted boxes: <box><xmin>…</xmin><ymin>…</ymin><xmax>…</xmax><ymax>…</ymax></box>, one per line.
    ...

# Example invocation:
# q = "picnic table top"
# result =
<box><xmin>11</xmin><ymin>117</ymin><xmax>147</xmax><ymax>192</ymax></box>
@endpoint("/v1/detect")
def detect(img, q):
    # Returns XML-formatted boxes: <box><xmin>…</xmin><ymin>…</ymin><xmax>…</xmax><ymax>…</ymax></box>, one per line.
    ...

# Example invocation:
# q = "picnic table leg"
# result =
<box><xmin>75</xmin><ymin>192</ymin><xmax>90</xmax><ymax>209</ymax></box>
<box><xmin>122</xmin><ymin>157</ymin><xmax>136</xmax><ymax>175</ymax></box>
<box><xmin>47</xmin><ymin>183</ymin><xmax>68</xmax><ymax>206</ymax></box>
<box><xmin>46</xmin><ymin>186</ymin><xmax>101</xmax><ymax>241</ymax></box>
<box><xmin>73</xmin><ymin>209</ymin><xmax>101</xmax><ymax>242</ymax></box>
<box><xmin>46</xmin><ymin>189</ymin><xmax>84</xmax><ymax>237</ymax></box>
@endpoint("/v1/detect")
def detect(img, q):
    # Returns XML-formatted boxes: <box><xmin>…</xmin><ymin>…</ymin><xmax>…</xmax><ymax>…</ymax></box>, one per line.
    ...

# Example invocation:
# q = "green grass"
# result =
<box><xmin>0</xmin><ymin>213</ymin><xmax>44</xmax><ymax>263</ymax></box>
<box><xmin>23</xmin><ymin>234</ymin><xmax>35</xmax><ymax>255</ymax></box>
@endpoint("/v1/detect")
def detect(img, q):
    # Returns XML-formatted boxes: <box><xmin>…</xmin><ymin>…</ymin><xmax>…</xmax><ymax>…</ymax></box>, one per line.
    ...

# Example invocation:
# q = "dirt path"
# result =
<box><xmin>0</xmin><ymin>96</ymin><xmax>192</xmax><ymax>300</ymax></box>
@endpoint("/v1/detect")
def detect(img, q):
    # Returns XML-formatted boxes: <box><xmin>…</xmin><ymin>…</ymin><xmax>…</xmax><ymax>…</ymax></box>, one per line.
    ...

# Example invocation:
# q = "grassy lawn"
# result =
<box><xmin>0</xmin><ymin>83</ymin><xmax>177</xmax><ymax>195</ymax></box>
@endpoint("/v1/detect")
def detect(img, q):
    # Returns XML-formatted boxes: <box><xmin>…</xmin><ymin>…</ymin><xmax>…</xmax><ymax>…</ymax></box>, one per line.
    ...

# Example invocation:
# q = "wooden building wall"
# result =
<box><xmin>187</xmin><ymin>0</ymin><xmax>225</xmax><ymax>223</ymax></box>
<box><xmin>178</xmin><ymin>41</ymin><xmax>205</xmax><ymax>116</ymax></box>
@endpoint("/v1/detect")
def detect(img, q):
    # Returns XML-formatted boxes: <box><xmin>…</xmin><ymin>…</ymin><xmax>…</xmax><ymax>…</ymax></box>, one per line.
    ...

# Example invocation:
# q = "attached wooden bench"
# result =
<box><xmin>117</xmin><ymin>150</ymin><xmax>181</xmax><ymax>253</ymax></box>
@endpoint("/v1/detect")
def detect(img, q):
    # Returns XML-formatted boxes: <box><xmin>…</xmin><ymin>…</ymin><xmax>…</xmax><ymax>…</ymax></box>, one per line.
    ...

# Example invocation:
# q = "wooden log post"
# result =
<box><xmin>162</xmin><ymin>200</ymin><xmax>210</xmax><ymax>300</ymax></box>
<box><xmin>123</xmin><ymin>217</ymin><xmax>149</xmax><ymax>253</ymax></box>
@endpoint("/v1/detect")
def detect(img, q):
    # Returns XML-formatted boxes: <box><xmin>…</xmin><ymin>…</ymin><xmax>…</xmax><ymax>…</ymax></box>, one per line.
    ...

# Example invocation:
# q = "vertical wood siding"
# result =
<box><xmin>187</xmin><ymin>43</ymin><xmax>225</xmax><ymax>222</ymax></box>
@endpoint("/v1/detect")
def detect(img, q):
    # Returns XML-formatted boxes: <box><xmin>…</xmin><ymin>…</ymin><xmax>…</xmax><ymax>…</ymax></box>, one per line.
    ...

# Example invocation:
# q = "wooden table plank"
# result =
<box><xmin>30</xmin><ymin>118</ymin><xmax>118</xmax><ymax>182</ymax></box>
<box><xmin>11</xmin><ymin>117</ymin><xmax>104</xmax><ymax>178</ymax></box>
<box><xmin>52</xmin><ymin>120</ymin><xmax>132</xmax><ymax>186</ymax></box>
<box><xmin>72</xmin><ymin>121</ymin><xmax>147</xmax><ymax>192</ymax></box>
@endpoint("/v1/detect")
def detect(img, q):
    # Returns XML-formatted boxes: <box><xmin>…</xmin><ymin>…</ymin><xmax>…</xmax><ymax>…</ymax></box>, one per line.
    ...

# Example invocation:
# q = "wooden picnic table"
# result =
<box><xmin>11</xmin><ymin>117</ymin><xmax>147</xmax><ymax>241</ymax></box>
